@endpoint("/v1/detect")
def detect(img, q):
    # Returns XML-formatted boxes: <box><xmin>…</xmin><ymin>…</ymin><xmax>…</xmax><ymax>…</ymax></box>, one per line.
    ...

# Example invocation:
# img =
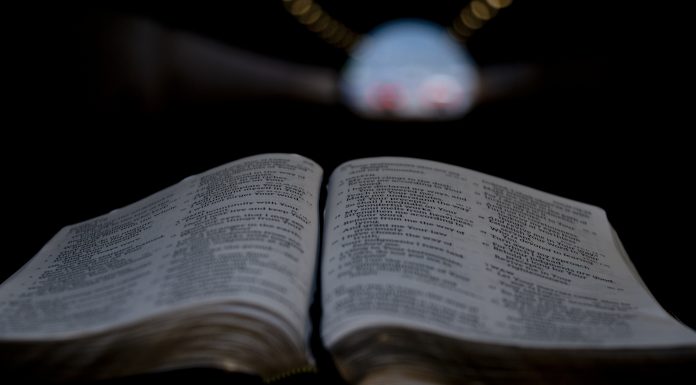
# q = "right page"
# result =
<box><xmin>321</xmin><ymin>157</ymin><xmax>696</xmax><ymax>349</ymax></box>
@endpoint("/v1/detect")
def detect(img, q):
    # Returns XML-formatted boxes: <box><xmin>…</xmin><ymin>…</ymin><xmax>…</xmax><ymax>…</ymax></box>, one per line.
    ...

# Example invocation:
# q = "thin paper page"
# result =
<box><xmin>0</xmin><ymin>154</ymin><xmax>322</xmax><ymax>343</ymax></box>
<box><xmin>321</xmin><ymin>157</ymin><xmax>696</xmax><ymax>348</ymax></box>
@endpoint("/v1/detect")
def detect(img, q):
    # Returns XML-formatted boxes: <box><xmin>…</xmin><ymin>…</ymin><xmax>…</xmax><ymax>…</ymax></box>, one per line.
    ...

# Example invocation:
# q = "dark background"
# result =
<box><xmin>3</xmin><ymin>1</ymin><xmax>693</xmax><ymax>384</ymax></box>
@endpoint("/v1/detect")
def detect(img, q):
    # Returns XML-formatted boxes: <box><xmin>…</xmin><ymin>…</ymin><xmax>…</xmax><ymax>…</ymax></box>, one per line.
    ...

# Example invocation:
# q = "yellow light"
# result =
<box><xmin>290</xmin><ymin>0</ymin><xmax>313</xmax><ymax>16</ymax></box>
<box><xmin>319</xmin><ymin>20</ymin><xmax>339</xmax><ymax>39</ymax></box>
<box><xmin>452</xmin><ymin>17</ymin><xmax>473</xmax><ymax>38</ymax></box>
<box><xmin>299</xmin><ymin>5</ymin><xmax>322</xmax><ymax>25</ymax></box>
<box><xmin>327</xmin><ymin>25</ymin><xmax>348</xmax><ymax>44</ymax></box>
<box><xmin>485</xmin><ymin>0</ymin><xmax>513</xmax><ymax>10</ymax></box>
<box><xmin>337</xmin><ymin>32</ymin><xmax>355</xmax><ymax>49</ymax></box>
<box><xmin>460</xmin><ymin>8</ymin><xmax>483</xmax><ymax>30</ymax></box>
<box><xmin>471</xmin><ymin>0</ymin><xmax>493</xmax><ymax>21</ymax></box>
<box><xmin>308</xmin><ymin>14</ymin><xmax>330</xmax><ymax>32</ymax></box>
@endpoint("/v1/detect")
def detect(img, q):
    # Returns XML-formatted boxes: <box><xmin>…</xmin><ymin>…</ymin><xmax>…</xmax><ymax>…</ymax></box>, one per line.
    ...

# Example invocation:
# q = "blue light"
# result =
<box><xmin>341</xmin><ymin>19</ymin><xmax>480</xmax><ymax>120</ymax></box>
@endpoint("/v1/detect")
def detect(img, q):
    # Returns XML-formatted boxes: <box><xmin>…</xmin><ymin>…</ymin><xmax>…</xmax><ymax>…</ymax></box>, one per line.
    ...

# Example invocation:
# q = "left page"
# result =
<box><xmin>0</xmin><ymin>153</ymin><xmax>322</xmax><ymax>347</ymax></box>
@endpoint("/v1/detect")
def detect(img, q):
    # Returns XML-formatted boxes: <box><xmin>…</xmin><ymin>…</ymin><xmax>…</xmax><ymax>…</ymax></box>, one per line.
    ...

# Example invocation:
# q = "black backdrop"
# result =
<box><xmin>3</xmin><ymin>1</ymin><xmax>693</xmax><ymax>384</ymax></box>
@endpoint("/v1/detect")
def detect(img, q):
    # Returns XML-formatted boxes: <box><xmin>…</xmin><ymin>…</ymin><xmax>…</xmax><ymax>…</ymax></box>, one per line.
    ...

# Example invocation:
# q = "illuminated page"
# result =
<box><xmin>0</xmin><ymin>154</ymin><xmax>322</xmax><ymax>344</ymax></box>
<box><xmin>321</xmin><ymin>157</ymin><xmax>696</xmax><ymax>348</ymax></box>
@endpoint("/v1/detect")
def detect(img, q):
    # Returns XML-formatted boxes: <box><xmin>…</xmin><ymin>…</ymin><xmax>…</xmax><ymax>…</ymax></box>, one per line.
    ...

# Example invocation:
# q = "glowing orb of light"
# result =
<box><xmin>341</xmin><ymin>19</ymin><xmax>480</xmax><ymax>120</ymax></box>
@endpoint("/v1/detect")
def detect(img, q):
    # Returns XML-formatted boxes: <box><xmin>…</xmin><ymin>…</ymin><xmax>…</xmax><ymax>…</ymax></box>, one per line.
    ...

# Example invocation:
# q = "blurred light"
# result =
<box><xmin>341</xmin><ymin>20</ymin><xmax>480</xmax><ymax>120</ymax></box>
<box><xmin>471</xmin><ymin>0</ymin><xmax>494</xmax><ymax>21</ymax></box>
<box><xmin>485</xmin><ymin>0</ymin><xmax>513</xmax><ymax>10</ymax></box>
<box><xmin>289</xmin><ymin>0</ymin><xmax>313</xmax><ymax>16</ymax></box>
<box><xmin>452</xmin><ymin>17</ymin><xmax>473</xmax><ymax>38</ymax></box>
<box><xmin>460</xmin><ymin>8</ymin><xmax>483</xmax><ymax>30</ymax></box>
<box><xmin>320</xmin><ymin>21</ymin><xmax>339</xmax><ymax>39</ymax></box>
<box><xmin>372</xmin><ymin>83</ymin><xmax>403</xmax><ymax>111</ymax></box>
<box><xmin>327</xmin><ymin>25</ymin><xmax>348</xmax><ymax>44</ymax></box>
<box><xmin>341</xmin><ymin>33</ymin><xmax>359</xmax><ymax>50</ymax></box>
<box><xmin>283</xmin><ymin>0</ymin><xmax>359</xmax><ymax>51</ymax></box>
<box><xmin>421</xmin><ymin>74</ymin><xmax>464</xmax><ymax>108</ymax></box>
<box><xmin>341</xmin><ymin>32</ymin><xmax>356</xmax><ymax>45</ymax></box>
<box><xmin>282</xmin><ymin>0</ymin><xmax>512</xmax><ymax>53</ymax></box>
<box><xmin>308</xmin><ymin>14</ymin><xmax>330</xmax><ymax>32</ymax></box>
<box><xmin>299</xmin><ymin>6</ymin><xmax>322</xmax><ymax>25</ymax></box>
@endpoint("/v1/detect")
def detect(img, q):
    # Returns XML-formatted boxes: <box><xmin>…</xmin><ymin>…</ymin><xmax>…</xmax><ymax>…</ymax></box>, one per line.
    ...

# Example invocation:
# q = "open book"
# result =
<box><xmin>1</xmin><ymin>154</ymin><xmax>694</xmax><ymax>384</ymax></box>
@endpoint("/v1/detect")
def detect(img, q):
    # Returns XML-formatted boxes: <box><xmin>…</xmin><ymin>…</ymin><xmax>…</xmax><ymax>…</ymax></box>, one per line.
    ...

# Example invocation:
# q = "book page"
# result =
<box><xmin>322</xmin><ymin>157</ymin><xmax>696</xmax><ymax>348</ymax></box>
<box><xmin>0</xmin><ymin>154</ymin><xmax>322</xmax><ymax>343</ymax></box>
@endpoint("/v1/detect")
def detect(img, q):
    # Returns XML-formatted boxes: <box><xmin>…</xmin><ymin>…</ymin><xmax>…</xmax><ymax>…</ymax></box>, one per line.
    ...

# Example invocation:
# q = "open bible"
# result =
<box><xmin>1</xmin><ymin>154</ymin><xmax>694</xmax><ymax>384</ymax></box>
